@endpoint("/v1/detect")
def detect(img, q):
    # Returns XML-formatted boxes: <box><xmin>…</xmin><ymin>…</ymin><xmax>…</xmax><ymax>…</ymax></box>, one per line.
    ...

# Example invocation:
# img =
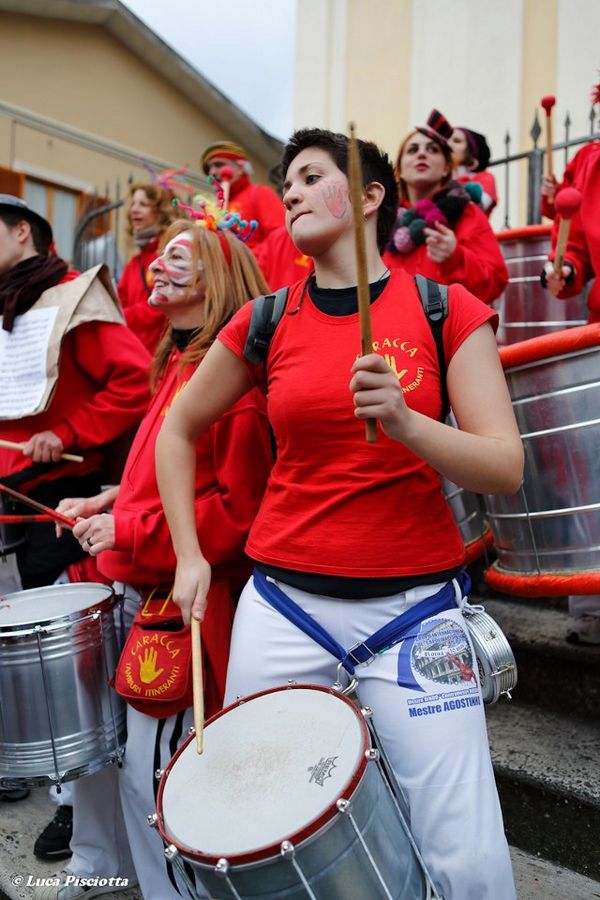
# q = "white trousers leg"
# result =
<box><xmin>224</xmin><ymin>577</ymin><xmax>516</xmax><ymax>900</ymax></box>
<box><xmin>69</xmin><ymin>765</ymin><xmax>136</xmax><ymax>880</ymax></box>
<box><xmin>65</xmin><ymin>584</ymin><xmax>135</xmax><ymax>880</ymax></box>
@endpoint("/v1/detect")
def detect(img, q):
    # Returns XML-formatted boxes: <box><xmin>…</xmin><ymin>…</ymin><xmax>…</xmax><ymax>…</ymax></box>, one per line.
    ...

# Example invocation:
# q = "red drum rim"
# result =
<box><xmin>499</xmin><ymin>323</ymin><xmax>600</xmax><ymax>370</ymax></box>
<box><xmin>156</xmin><ymin>683</ymin><xmax>370</xmax><ymax>866</ymax></box>
<box><xmin>496</xmin><ymin>224</ymin><xmax>552</xmax><ymax>242</ymax></box>
<box><xmin>464</xmin><ymin>529</ymin><xmax>494</xmax><ymax>566</ymax></box>
<box><xmin>485</xmin><ymin>562</ymin><xmax>600</xmax><ymax>597</ymax></box>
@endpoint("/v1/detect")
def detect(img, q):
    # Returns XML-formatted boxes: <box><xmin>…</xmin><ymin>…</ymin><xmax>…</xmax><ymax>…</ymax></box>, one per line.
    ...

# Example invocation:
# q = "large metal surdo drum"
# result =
<box><xmin>156</xmin><ymin>685</ymin><xmax>435</xmax><ymax>899</ymax></box>
<box><xmin>0</xmin><ymin>583</ymin><xmax>126</xmax><ymax>787</ymax></box>
<box><xmin>484</xmin><ymin>324</ymin><xmax>600</xmax><ymax>595</ymax></box>
<box><xmin>492</xmin><ymin>225</ymin><xmax>588</xmax><ymax>345</ymax></box>
<box><xmin>442</xmin><ymin>478</ymin><xmax>492</xmax><ymax>565</ymax></box>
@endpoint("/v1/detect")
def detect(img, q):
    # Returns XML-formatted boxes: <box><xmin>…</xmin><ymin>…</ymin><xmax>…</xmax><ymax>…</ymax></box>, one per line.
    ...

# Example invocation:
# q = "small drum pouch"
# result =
<box><xmin>113</xmin><ymin>587</ymin><xmax>194</xmax><ymax>718</ymax></box>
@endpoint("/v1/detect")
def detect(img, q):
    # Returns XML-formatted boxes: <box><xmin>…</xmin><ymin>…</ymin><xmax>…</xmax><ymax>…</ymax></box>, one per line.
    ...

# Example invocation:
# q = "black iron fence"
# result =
<box><xmin>490</xmin><ymin>104</ymin><xmax>599</xmax><ymax>229</ymax></box>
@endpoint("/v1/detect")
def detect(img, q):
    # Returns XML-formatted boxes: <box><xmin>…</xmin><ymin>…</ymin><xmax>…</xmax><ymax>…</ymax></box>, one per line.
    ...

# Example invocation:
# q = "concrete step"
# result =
<box><xmin>477</xmin><ymin>593</ymin><xmax>600</xmax><ymax>718</ymax></box>
<box><xmin>1</xmin><ymin>787</ymin><xmax>599</xmax><ymax>899</ymax></box>
<box><xmin>487</xmin><ymin>701</ymin><xmax>600</xmax><ymax>881</ymax></box>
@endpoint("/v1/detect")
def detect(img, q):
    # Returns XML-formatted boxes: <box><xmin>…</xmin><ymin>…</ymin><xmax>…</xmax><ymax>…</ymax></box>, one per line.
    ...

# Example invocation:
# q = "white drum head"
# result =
<box><xmin>159</xmin><ymin>686</ymin><xmax>367</xmax><ymax>862</ymax></box>
<box><xmin>0</xmin><ymin>583</ymin><xmax>114</xmax><ymax>628</ymax></box>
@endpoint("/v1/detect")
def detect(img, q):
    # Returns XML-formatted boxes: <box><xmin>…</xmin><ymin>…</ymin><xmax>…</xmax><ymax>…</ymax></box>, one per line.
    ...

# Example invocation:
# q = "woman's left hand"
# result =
<box><xmin>72</xmin><ymin>514</ymin><xmax>115</xmax><ymax>556</ymax></box>
<box><xmin>350</xmin><ymin>353</ymin><xmax>412</xmax><ymax>441</ymax></box>
<box><xmin>424</xmin><ymin>222</ymin><xmax>457</xmax><ymax>263</ymax></box>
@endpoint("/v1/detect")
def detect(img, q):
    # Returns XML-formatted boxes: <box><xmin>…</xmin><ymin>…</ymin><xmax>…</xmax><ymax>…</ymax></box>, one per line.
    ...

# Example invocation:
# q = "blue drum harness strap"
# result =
<box><xmin>253</xmin><ymin>568</ymin><xmax>470</xmax><ymax>676</ymax></box>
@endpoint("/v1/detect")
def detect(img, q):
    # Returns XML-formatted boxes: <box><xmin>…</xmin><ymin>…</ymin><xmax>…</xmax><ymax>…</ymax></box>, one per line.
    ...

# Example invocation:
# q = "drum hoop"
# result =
<box><xmin>156</xmin><ymin>683</ymin><xmax>370</xmax><ymax>867</ymax></box>
<box><xmin>0</xmin><ymin>584</ymin><xmax>116</xmax><ymax>636</ymax></box>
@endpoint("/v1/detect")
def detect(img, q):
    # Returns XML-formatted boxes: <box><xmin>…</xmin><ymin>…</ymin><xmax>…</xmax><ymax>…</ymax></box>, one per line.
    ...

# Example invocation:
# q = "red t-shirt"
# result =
<box><xmin>218</xmin><ymin>268</ymin><xmax>497</xmax><ymax>578</ymax></box>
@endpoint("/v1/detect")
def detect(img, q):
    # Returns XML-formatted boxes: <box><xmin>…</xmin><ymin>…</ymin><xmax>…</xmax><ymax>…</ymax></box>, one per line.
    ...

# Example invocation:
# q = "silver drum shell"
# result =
<box><xmin>484</xmin><ymin>340</ymin><xmax>600</xmax><ymax>575</ymax></box>
<box><xmin>0</xmin><ymin>583</ymin><xmax>126</xmax><ymax>787</ymax></box>
<box><xmin>464</xmin><ymin>610</ymin><xmax>517</xmax><ymax>704</ymax></box>
<box><xmin>493</xmin><ymin>227</ymin><xmax>588</xmax><ymax>345</ymax></box>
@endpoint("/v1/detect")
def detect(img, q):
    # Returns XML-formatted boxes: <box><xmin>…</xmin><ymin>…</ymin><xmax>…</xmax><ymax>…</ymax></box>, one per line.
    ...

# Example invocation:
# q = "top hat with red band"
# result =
<box><xmin>416</xmin><ymin>109</ymin><xmax>453</xmax><ymax>150</ymax></box>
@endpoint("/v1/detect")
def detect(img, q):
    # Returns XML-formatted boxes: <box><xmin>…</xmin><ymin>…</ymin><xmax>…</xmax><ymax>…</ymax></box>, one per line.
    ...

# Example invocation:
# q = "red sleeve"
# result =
<box><xmin>444</xmin><ymin>283</ymin><xmax>499</xmax><ymax>362</ymax></box>
<box><xmin>52</xmin><ymin>322</ymin><xmax>151</xmax><ymax>449</ymax></box>
<box><xmin>113</xmin><ymin>395</ymin><xmax>272</xmax><ymax>570</ymax></box>
<box><xmin>253</xmin><ymin>185</ymin><xmax>286</xmax><ymax>239</ymax></box>
<box><xmin>438</xmin><ymin>204</ymin><xmax>508</xmax><ymax>304</ymax></box>
<box><xmin>218</xmin><ymin>300</ymin><xmax>267</xmax><ymax>388</ymax></box>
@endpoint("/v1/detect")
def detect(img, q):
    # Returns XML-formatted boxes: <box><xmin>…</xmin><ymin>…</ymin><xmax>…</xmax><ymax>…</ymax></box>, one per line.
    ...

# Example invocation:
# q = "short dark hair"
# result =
<box><xmin>0</xmin><ymin>209</ymin><xmax>51</xmax><ymax>254</ymax></box>
<box><xmin>281</xmin><ymin>128</ymin><xmax>398</xmax><ymax>252</ymax></box>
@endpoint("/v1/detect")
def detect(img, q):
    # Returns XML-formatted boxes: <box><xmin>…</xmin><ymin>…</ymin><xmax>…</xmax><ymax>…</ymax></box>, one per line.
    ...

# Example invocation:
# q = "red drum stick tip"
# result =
<box><xmin>540</xmin><ymin>95</ymin><xmax>556</xmax><ymax>114</ymax></box>
<box><xmin>554</xmin><ymin>187</ymin><xmax>582</xmax><ymax>218</ymax></box>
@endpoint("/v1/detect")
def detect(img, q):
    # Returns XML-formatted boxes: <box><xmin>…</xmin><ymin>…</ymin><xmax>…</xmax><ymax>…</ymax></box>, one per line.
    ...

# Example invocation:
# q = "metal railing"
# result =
<box><xmin>489</xmin><ymin>105</ymin><xmax>599</xmax><ymax>229</ymax></box>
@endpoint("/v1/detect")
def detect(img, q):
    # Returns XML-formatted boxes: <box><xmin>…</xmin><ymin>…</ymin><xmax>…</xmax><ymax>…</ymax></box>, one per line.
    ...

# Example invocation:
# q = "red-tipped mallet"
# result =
<box><xmin>540</xmin><ymin>95</ymin><xmax>556</xmax><ymax>184</ymax></box>
<box><xmin>219</xmin><ymin>165</ymin><xmax>234</xmax><ymax>209</ymax></box>
<box><xmin>553</xmin><ymin>187</ymin><xmax>582</xmax><ymax>274</ymax></box>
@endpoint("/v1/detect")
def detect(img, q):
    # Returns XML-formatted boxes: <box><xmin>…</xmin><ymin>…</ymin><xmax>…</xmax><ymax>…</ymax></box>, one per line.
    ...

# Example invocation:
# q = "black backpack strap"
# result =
<box><xmin>243</xmin><ymin>287</ymin><xmax>289</xmax><ymax>364</ymax></box>
<box><xmin>414</xmin><ymin>275</ymin><xmax>449</xmax><ymax>421</ymax></box>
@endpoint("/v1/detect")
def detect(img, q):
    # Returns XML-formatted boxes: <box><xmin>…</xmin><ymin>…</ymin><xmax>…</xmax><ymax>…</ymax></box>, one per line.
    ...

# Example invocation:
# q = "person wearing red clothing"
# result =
<box><xmin>254</xmin><ymin>224</ymin><xmax>313</xmax><ymax>290</ymax></box>
<box><xmin>201</xmin><ymin>140</ymin><xmax>285</xmax><ymax>248</ymax></box>
<box><xmin>383</xmin><ymin>110</ymin><xmax>508</xmax><ymax>304</ymax></box>
<box><xmin>541</xmin><ymin>135</ymin><xmax>600</xmax><ymax>646</ymax></box>
<box><xmin>0</xmin><ymin>195</ymin><xmax>151</xmax><ymax>590</ymax></box>
<box><xmin>157</xmin><ymin>128</ymin><xmax>522</xmax><ymax>900</ymax></box>
<box><xmin>40</xmin><ymin>221</ymin><xmax>272</xmax><ymax>900</ymax></box>
<box><xmin>449</xmin><ymin>126</ymin><xmax>498</xmax><ymax>217</ymax></box>
<box><xmin>117</xmin><ymin>183</ymin><xmax>176</xmax><ymax>354</ymax></box>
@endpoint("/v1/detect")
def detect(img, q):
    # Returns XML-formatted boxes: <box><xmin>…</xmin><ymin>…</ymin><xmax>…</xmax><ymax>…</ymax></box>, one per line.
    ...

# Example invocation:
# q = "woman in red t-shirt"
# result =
<box><xmin>156</xmin><ymin>128</ymin><xmax>523</xmax><ymax>900</ymax></box>
<box><xmin>383</xmin><ymin>110</ymin><xmax>507</xmax><ymax>304</ymax></box>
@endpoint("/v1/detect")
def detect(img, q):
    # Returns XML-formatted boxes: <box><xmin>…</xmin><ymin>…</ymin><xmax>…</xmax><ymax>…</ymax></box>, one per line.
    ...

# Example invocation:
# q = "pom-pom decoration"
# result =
<box><xmin>424</xmin><ymin>207</ymin><xmax>449</xmax><ymax>228</ymax></box>
<box><xmin>172</xmin><ymin>196</ymin><xmax>258</xmax><ymax>243</ymax></box>
<box><xmin>540</xmin><ymin>95</ymin><xmax>556</xmax><ymax>116</ymax></box>
<box><xmin>408</xmin><ymin>218</ymin><xmax>427</xmax><ymax>242</ymax></box>
<box><xmin>393</xmin><ymin>226</ymin><xmax>414</xmax><ymax>253</ymax></box>
<box><xmin>463</xmin><ymin>181</ymin><xmax>483</xmax><ymax>205</ymax></box>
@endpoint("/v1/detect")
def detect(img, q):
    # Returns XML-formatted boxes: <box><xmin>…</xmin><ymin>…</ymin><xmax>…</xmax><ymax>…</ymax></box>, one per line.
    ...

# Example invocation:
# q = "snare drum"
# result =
<box><xmin>155</xmin><ymin>685</ymin><xmax>436</xmax><ymax>899</ymax></box>
<box><xmin>0</xmin><ymin>583</ymin><xmax>126</xmax><ymax>788</ymax></box>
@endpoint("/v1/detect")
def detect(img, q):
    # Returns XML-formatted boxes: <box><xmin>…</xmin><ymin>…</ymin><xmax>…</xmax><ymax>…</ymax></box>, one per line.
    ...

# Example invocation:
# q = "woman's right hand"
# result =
<box><xmin>172</xmin><ymin>555</ymin><xmax>212</xmax><ymax>626</ymax></box>
<box><xmin>542</xmin><ymin>261</ymin><xmax>572</xmax><ymax>297</ymax></box>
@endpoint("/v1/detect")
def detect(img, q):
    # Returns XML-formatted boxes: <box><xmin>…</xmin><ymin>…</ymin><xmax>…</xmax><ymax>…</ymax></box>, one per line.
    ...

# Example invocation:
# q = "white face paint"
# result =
<box><xmin>148</xmin><ymin>231</ymin><xmax>204</xmax><ymax>309</ymax></box>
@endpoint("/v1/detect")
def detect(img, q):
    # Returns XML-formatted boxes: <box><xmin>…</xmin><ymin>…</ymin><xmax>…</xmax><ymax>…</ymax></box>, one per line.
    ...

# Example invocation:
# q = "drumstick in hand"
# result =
<box><xmin>540</xmin><ymin>95</ymin><xmax>556</xmax><ymax>200</ymax></box>
<box><xmin>191</xmin><ymin>617</ymin><xmax>204</xmax><ymax>754</ymax></box>
<box><xmin>553</xmin><ymin>188</ymin><xmax>582</xmax><ymax>273</ymax></box>
<box><xmin>348</xmin><ymin>123</ymin><xmax>377</xmax><ymax>443</ymax></box>
<box><xmin>0</xmin><ymin>439</ymin><xmax>84</xmax><ymax>464</ymax></box>
<box><xmin>0</xmin><ymin>482</ymin><xmax>76</xmax><ymax>529</ymax></box>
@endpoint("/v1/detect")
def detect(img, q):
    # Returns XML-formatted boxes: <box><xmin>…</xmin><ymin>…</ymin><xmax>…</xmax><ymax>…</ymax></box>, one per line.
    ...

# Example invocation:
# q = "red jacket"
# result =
<box><xmin>117</xmin><ymin>237</ymin><xmax>167</xmax><ymax>354</ymax></box>
<box><xmin>227</xmin><ymin>175</ymin><xmax>285</xmax><ymax>248</ymax></box>
<box><xmin>383</xmin><ymin>202</ymin><xmax>508</xmax><ymax>304</ymax></box>
<box><xmin>254</xmin><ymin>226</ymin><xmax>313</xmax><ymax>291</ymax></box>
<box><xmin>0</xmin><ymin>317</ymin><xmax>151</xmax><ymax>488</ymax></box>
<box><xmin>99</xmin><ymin>353</ymin><xmax>272</xmax><ymax>586</ymax></box>
<box><xmin>549</xmin><ymin>142</ymin><xmax>600</xmax><ymax>322</ymax></box>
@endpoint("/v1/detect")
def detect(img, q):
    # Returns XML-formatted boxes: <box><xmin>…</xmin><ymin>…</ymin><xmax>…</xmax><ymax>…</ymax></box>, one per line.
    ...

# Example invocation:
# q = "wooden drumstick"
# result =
<box><xmin>191</xmin><ymin>616</ymin><xmax>204</xmax><ymax>754</ymax></box>
<box><xmin>0</xmin><ymin>482</ymin><xmax>77</xmax><ymax>529</ymax></box>
<box><xmin>0</xmin><ymin>439</ymin><xmax>84</xmax><ymax>464</ymax></box>
<box><xmin>218</xmin><ymin>166</ymin><xmax>234</xmax><ymax>210</ymax></box>
<box><xmin>553</xmin><ymin>188</ymin><xmax>582</xmax><ymax>274</ymax></box>
<box><xmin>540</xmin><ymin>95</ymin><xmax>556</xmax><ymax>200</ymax></box>
<box><xmin>348</xmin><ymin>123</ymin><xmax>377</xmax><ymax>444</ymax></box>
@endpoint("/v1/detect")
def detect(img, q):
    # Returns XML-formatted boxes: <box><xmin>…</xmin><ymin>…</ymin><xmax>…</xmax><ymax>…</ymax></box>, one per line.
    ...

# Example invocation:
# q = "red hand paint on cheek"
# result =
<box><xmin>322</xmin><ymin>182</ymin><xmax>349</xmax><ymax>218</ymax></box>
